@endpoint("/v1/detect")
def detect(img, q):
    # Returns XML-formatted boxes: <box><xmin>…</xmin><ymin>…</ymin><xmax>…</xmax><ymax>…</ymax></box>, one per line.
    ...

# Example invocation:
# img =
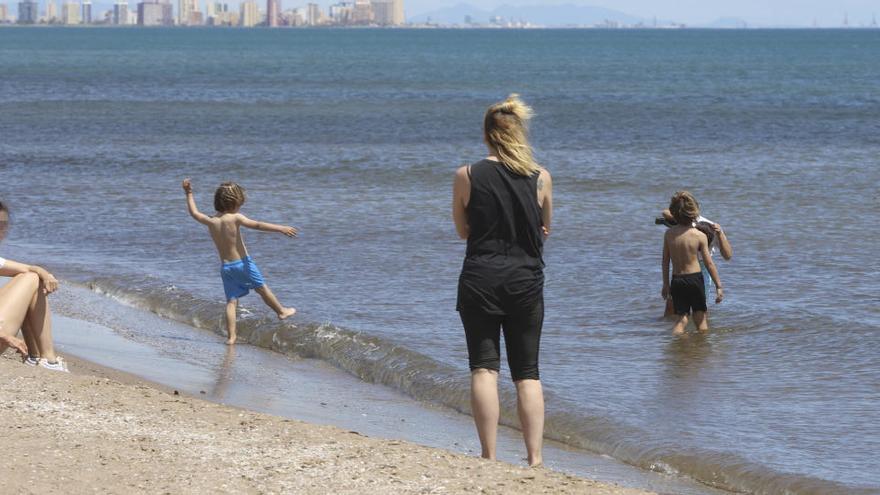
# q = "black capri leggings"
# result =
<box><xmin>459</xmin><ymin>299</ymin><xmax>544</xmax><ymax>381</ymax></box>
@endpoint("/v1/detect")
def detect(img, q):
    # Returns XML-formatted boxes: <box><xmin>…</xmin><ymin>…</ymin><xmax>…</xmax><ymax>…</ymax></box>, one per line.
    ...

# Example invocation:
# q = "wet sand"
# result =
<box><xmin>0</xmin><ymin>354</ymin><xmax>653</xmax><ymax>494</ymax></box>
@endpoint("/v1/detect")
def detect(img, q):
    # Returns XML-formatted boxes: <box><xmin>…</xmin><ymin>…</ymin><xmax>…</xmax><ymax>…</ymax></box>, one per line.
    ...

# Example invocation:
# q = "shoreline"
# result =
<box><xmin>0</xmin><ymin>353</ymin><xmax>652</xmax><ymax>494</ymax></box>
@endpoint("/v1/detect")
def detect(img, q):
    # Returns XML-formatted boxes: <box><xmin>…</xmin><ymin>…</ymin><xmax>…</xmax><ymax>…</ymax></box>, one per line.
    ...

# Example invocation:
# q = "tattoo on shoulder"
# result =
<box><xmin>537</xmin><ymin>178</ymin><xmax>544</xmax><ymax>191</ymax></box>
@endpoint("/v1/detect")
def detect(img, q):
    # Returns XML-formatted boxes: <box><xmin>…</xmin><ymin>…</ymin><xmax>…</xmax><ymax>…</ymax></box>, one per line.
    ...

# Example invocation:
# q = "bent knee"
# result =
<box><xmin>15</xmin><ymin>272</ymin><xmax>40</xmax><ymax>288</ymax></box>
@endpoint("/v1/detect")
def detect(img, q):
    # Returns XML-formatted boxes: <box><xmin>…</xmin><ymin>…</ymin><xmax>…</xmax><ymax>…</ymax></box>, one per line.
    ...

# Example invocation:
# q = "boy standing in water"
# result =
<box><xmin>662</xmin><ymin>191</ymin><xmax>724</xmax><ymax>335</ymax></box>
<box><xmin>183</xmin><ymin>179</ymin><xmax>297</xmax><ymax>344</ymax></box>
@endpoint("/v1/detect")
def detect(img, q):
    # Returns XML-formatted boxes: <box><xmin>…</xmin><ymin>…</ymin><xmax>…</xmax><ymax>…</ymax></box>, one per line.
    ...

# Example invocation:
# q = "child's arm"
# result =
<box><xmin>237</xmin><ymin>214</ymin><xmax>298</xmax><ymax>237</ymax></box>
<box><xmin>182</xmin><ymin>179</ymin><xmax>211</xmax><ymax>225</ymax></box>
<box><xmin>661</xmin><ymin>232</ymin><xmax>670</xmax><ymax>300</ymax></box>
<box><xmin>700</xmin><ymin>237</ymin><xmax>724</xmax><ymax>303</ymax></box>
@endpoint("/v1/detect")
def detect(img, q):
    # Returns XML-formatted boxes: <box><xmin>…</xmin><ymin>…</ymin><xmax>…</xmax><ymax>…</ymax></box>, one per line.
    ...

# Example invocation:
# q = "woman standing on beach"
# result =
<box><xmin>0</xmin><ymin>200</ymin><xmax>67</xmax><ymax>371</ymax></box>
<box><xmin>452</xmin><ymin>95</ymin><xmax>553</xmax><ymax>466</ymax></box>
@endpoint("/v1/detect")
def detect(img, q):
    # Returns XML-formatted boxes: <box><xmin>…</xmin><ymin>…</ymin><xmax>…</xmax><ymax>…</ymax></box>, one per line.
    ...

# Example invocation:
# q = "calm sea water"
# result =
<box><xmin>2</xmin><ymin>27</ymin><xmax>879</xmax><ymax>494</ymax></box>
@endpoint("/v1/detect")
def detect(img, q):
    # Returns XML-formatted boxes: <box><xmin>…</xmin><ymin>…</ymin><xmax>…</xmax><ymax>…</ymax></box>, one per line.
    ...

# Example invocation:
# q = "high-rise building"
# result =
<box><xmin>328</xmin><ymin>2</ymin><xmax>351</xmax><ymax>24</ymax></box>
<box><xmin>306</xmin><ymin>2</ymin><xmax>320</xmax><ymax>25</ymax></box>
<box><xmin>351</xmin><ymin>0</ymin><xmax>370</xmax><ymax>24</ymax></box>
<box><xmin>371</xmin><ymin>0</ymin><xmax>391</xmax><ymax>25</ymax></box>
<box><xmin>45</xmin><ymin>0</ymin><xmax>57</xmax><ymax>21</ymax></box>
<box><xmin>81</xmin><ymin>0</ymin><xmax>91</xmax><ymax>22</ymax></box>
<box><xmin>60</xmin><ymin>1</ymin><xmax>80</xmax><ymax>24</ymax></box>
<box><xmin>17</xmin><ymin>0</ymin><xmax>38</xmax><ymax>23</ymax></box>
<box><xmin>238</xmin><ymin>0</ymin><xmax>257</xmax><ymax>26</ymax></box>
<box><xmin>391</xmin><ymin>0</ymin><xmax>402</xmax><ymax>25</ymax></box>
<box><xmin>265</xmin><ymin>0</ymin><xmax>276</xmax><ymax>26</ymax></box>
<box><xmin>177</xmin><ymin>0</ymin><xmax>195</xmax><ymax>24</ymax></box>
<box><xmin>112</xmin><ymin>0</ymin><xmax>127</xmax><ymax>24</ymax></box>
<box><xmin>137</xmin><ymin>0</ymin><xmax>171</xmax><ymax>25</ymax></box>
<box><xmin>0</xmin><ymin>3</ymin><xmax>8</xmax><ymax>22</ymax></box>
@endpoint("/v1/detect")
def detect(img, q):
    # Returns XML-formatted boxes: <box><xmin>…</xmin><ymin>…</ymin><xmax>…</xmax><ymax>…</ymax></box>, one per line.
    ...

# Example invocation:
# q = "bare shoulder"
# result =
<box><xmin>455</xmin><ymin>165</ymin><xmax>470</xmax><ymax>180</ymax></box>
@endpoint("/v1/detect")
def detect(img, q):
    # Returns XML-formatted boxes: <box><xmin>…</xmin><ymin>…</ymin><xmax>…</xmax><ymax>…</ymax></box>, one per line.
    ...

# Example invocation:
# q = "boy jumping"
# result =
<box><xmin>183</xmin><ymin>179</ymin><xmax>297</xmax><ymax>344</ymax></box>
<box><xmin>662</xmin><ymin>191</ymin><xmax>723</xmax><ymax>335</ymax></box>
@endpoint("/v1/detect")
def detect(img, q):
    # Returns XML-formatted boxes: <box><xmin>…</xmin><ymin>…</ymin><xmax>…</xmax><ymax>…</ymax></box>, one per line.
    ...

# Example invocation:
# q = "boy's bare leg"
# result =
<box><xmin>225</xmin><ymin>299</ymin><xmax>238</xmax><ymax>345</ymax></box>
<box><xmin>672</xmin><ymin>314</ymin><xmax>689</xmax><ymax>336</ymax></box>
<box><xmin>515</xmin><ymin>378</ymin><xmax>544</xmax><ymax>467</ymax></box>
<box><xmin>692</xmin><ymin>311</ymin><xmax>710</xmax><ymax>333</ymax></box>
<box><xmin>471</xmin><ymin>368</ymin><xmax>500</xmax><ymax>460</ymax></box>
<box><xmin>254</xmin><ymin>285</ymin><xmax>296</xmax><ymax>320</ymax></box>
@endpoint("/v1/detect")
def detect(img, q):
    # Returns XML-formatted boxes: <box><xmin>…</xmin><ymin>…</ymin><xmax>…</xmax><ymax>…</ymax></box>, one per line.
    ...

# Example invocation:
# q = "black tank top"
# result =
<box><xmin>457</xmin><ymin>159</ymin><xmax>545</xmax><ymax>315</ymax></box>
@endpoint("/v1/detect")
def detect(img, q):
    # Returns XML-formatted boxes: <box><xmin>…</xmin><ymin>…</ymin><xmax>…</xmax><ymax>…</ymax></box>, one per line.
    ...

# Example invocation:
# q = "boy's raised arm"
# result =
<box><xmin>237</xmin><ymin>214</ymin><xmax>298</xmax><ymax>237</ymax></box>
<box><xmin>700</xmin><ymin>237</ymin><xmax>724</xmax><ymax>304</ymax></box>
<box><xmin>661</xmin><ymin>233</ymin><xmax>670</xmax><ymax>300</ymax></box>
<box><xmin>182</xmin><ymin>178</ymin><xmax>211</xmax><ymax>225</ymax></box>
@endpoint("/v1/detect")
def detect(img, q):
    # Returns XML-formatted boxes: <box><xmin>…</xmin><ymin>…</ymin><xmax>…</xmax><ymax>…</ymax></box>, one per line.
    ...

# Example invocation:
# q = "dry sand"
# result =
<box><xmin>0</xmin><ymin>354</ymin><xmax>653</xmax><ymax>495</ymax></box>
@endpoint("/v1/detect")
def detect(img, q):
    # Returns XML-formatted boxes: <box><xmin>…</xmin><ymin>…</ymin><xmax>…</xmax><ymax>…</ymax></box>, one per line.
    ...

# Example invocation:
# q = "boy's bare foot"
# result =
<box><xmin>278</xmin><ymin>308</ymin><xmax>297</xmax><ymax>320</ymax></box>
<box><xmin>226</xmin><ymin>336</ymin><xmax>237</xmax><ymax>345</ymax></box>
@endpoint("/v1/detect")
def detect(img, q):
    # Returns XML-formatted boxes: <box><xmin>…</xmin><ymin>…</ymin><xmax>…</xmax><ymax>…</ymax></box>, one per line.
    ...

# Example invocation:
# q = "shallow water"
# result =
<box><xmin>2</xmin><ymin>27</ymin><xmax>879</xmax><ymax>494</ymax></box>
<box><xmin>50</xmin><ymin>283</ymin><xmax>725</xmax><ymax>495</ymax></box>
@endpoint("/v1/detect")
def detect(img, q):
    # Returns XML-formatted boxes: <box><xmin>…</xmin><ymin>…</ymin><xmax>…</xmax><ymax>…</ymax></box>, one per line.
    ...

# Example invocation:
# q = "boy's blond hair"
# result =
<box><xmin>214</xmin><ymin>182</ymin><xmax>246</xmax><ymax>213</ymax></box>
<box><xmin>668</xmin><ymin>191</ymin><xmax>700</xmax><ymax>225</ymax></box>
<box><xmin>484</xmin><ymin>94</ymin><xmax>540</xmax><ymax>177</ymax></box>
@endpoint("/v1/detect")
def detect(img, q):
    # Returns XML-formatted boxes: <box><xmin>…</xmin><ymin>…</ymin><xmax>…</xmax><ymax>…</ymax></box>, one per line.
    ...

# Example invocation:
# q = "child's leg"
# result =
<box><xmin>672</xmin><ymin>314</ymin><xmax>689</xmax><ymax>336</ymax></box>
<box><xmin>225</xmin><ymin>299</ymin><xmax>238</xmax><ymax>345</ymax></box>
<box><xmin>254</xmin><ymin>285</ymin><xmax>296</xmax><ymax>320</ymax></box>
<box><xmin>692</xmin><ymin>311</ymin><xmax>709</xmax><ymax>333</ymax></box>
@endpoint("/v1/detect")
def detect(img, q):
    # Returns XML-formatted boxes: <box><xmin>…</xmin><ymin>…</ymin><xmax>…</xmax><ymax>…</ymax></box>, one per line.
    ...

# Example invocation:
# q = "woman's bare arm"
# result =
<box><xmin>452</xmin><ymin>166</ymin><xmax>470</xmax><ymax>240</ymax></box>
<box><xmin>0</xmin><ymin>259</ymin><xmax>59</xmax><ymax>294</ymax></box>
<box><xmin>538</xmin><ymin>168</ymin><xmax>553</xmax><ymax>238</ymax></box>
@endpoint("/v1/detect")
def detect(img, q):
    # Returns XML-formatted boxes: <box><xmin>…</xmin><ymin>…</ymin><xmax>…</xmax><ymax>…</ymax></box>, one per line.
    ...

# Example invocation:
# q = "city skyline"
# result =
<box><xmin>5</xmin><ymin>0</ymin><xmax>406</xmax><ymax>26</ymax></box>
<box><xmin>3</xmin><ymin>0</ymin><xmax>880</xmax><ymax>27</ymax></box>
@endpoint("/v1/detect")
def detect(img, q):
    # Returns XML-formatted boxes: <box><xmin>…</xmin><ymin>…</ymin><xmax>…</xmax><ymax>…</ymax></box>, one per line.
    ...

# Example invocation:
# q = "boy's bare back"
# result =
<box><xmin>664</xmin><ymin>225</ymin><xmax>710</xmax><ymax>275</ymax></box>
<box><xmin>205</xmin><ymin>213</ymin><xmax>250</xmax><ymax>263</ymax></box>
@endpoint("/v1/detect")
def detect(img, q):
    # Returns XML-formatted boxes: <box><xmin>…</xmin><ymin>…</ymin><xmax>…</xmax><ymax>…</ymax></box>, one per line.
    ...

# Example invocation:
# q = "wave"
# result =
<box><xmin>82</xmin><ymin>275</ymin><xmax>877</xmax><ymax>495</ymax></box>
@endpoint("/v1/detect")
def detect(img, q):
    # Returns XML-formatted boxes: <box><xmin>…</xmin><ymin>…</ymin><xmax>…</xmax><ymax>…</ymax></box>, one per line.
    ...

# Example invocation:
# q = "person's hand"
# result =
<box><xmin>542</xmin><ymin>226</ymin><xmax>550</xmax><ymax>238</ymax></box>
<box><xmin>34</xmin><ymin>267</ymin><xmax>59</xmax><ymax>294</ymax></box>
<box><xmin>715</xmin><ymin>287</ymin><xmax>724</xmax><ymax>304</ymax></box>
<box><xmin>182</xmin><ymin>178</ymin><xmax>193</xmax><ymax>194</ymax></box>
<box><xmin>0</xmin><ymin>333</ymin><xmax>28</xmax><ymax>360</ymax></box>
<box><xmin>661</xmin><ymin>285</ymin><xmax>669</xmax><ymax>300</ymax></box>
<box><xmin>280</xmin><ymin>226</ymin><xmax>298</xmax><ymax>238</ymax></box>
<box><xmin>712</xmin><ymin>223</ymin><xmax>723</xmax><ymax>234</ymax></box>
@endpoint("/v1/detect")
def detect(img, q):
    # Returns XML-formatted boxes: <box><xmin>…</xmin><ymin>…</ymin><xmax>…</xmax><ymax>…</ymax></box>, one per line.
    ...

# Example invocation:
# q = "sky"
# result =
<box><xmin>401</xmin><ymin>0</ymin><xmax>880</xmax><ymax>26</ymax></box>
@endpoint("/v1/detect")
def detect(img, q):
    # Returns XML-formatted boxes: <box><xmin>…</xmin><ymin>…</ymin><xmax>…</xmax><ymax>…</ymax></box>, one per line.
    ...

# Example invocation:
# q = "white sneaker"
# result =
<box><xmin>24</xmin><ymin>355</ymin><xmax>40</xmax><ymax>366</ymax></box>
<box><xmin>40</xmin><ymin>356</ymin><xmax>69</xmax><ymax>373</ymax></box>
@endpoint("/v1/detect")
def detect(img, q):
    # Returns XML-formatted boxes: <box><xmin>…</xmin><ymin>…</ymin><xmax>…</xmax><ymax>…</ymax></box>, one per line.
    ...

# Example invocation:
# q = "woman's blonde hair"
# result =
<box><xmin>668</xmin><ymin>191</ymin><xmax>700</xmax><ymax>225</ymax></box>
<box><xmin>484</xmin><ymin>94</ymin><xmax>540</xmax><ymax>177</ymax></box>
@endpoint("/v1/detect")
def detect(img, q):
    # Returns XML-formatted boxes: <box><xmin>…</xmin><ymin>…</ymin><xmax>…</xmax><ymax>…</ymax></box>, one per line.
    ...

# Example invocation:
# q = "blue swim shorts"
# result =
<box><xmin>220</xmin><ymin>256</ymin><xmax>266</xmax><ymax>301</ymax></box>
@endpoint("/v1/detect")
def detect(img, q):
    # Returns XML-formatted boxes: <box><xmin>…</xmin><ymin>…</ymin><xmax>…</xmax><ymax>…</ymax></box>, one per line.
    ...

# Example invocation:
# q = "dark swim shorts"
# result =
<box><xmin>670</xmin><ymin>272</ymin><xmax>708</xmax><ymax>315</ymax></box>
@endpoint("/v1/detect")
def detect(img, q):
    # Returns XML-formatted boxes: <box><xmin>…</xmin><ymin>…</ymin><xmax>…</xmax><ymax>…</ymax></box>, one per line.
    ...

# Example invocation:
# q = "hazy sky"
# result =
<box><xmin>396</xmin><ymin>0</ymin><xmax>880</xmax><ymax>26</ymax></box>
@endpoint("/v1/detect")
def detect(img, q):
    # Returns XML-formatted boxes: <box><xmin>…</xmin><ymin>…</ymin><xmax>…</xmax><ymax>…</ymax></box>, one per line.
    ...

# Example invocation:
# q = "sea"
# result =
<box><xmin>1</xmin><ymin>27</ymin><xmax>878</xmax><ymax>495</ymax></box>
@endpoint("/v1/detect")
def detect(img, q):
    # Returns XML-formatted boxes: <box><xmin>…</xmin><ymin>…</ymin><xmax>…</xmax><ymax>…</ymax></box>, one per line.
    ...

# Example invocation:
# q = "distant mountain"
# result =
<box><xmin>410</xmin><ymin>2</ymin><xmax>644</xmax><ymax>26</ymax></box>
<box><xmin>703</xmin><ymin>17</ymin><xmax>749</xmax><ymax>28</ymax></box>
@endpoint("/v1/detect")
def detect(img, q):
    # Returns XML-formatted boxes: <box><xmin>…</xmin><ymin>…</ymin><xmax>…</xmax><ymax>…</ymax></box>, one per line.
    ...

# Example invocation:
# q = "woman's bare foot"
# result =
<box><xmin>0</xmin><ymin>335</ymin><xmax>29</xmax><ymax>359</ymax></box>
<box><xmin>277</xmin><ymin>308</ymin><xmax>296</xmax><ymax>320</ymax></box>
<box><xmin>225</xmin><ymin>336</ymin><xmax>237</xmax><ymax>345</ymax></box>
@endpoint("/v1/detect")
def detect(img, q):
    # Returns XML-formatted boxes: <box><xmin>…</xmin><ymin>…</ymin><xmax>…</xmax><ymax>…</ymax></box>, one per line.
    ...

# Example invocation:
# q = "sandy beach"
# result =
<box><xmin>0</xmin><ymin>354</ymin><xmax>652</xmax><ymax>495</ymax></box>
